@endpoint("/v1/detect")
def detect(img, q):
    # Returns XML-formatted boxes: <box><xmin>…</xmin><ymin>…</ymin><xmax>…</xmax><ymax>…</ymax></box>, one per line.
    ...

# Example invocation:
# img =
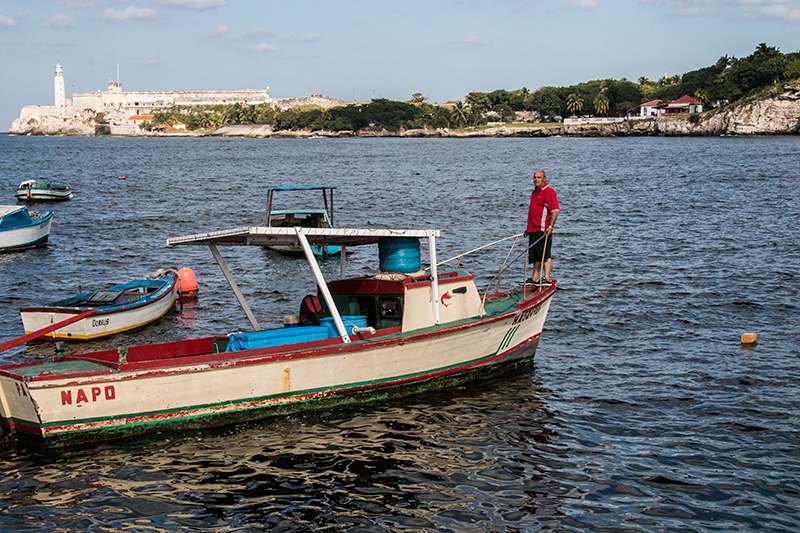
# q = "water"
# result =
<box><xmin>0</xmin><ymin>135</ymin><xmax>799</xmax><ymax>532</ymax></box>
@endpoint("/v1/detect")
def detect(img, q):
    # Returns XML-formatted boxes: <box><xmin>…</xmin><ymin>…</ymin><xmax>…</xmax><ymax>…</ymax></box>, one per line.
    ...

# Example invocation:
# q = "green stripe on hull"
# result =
<box><xmin>22</xmin><ymin>344</ymin><xmax>538</xmax><ymax>447</ymax></box>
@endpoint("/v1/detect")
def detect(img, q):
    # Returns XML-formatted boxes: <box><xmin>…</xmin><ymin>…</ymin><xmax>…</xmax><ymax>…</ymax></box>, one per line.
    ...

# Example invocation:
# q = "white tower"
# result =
<box><xmin>54</xmin><ymin>63</ymin><xmax>66</xmax><ymax>108</ymax></box>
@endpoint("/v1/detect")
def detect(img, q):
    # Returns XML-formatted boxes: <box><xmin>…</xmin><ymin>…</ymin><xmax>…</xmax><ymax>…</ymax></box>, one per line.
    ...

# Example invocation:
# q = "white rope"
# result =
<box><xmin>437</xmin><ymin>233</ymin><xmax>525</xmax><ymax>267</ymax></box>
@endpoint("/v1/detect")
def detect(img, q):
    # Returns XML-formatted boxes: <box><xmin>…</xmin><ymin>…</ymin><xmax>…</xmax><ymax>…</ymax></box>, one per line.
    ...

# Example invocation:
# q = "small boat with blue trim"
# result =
<box><xmin>0</xmin><ymin>226</ymin><xmax>555</xmax><ymax>446</ymax></box>
<box><xmin>17</xmin><ymin>269</ymin><xmax>179</xmax><ymax>341</ymax></box>
<box><xmin>15</xmin><ymin>180</ymin><xmax>73</xmax><ymax>202</ymax></box>
<box><xmin>0</xmin><ymin>205</ymin><xmax>53</xmax><ymax>252</ymax></box>
<box><xmin>264</xmin><ymin>185</ymin><xmax>341</xmax><ymax>257</ymax></box>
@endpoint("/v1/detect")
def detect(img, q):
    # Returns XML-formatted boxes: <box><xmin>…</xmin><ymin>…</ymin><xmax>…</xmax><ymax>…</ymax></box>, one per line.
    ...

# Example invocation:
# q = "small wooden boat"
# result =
<box><xmin>264</xmin><ymin>185</ymin><xmax>341</xmax><ymax>257</ymax></box>
<box><xmin>15</xmin><ymin>180</ymin><xmax>73</xmax><ymax>202</ymax></box>
<box><xmin>18</xmin><ymin>270</ymin><xmax>179</xmax><ymax>341</ymax></box>
<box><xmin>0</xmin><ymin>206</ymin><xmax>53</xmax><ymax>252</ymax></box>
<box><xmin>0</xmin><ymin>227</ymin><xmax>555</xmax><ymax>446</ymax></box>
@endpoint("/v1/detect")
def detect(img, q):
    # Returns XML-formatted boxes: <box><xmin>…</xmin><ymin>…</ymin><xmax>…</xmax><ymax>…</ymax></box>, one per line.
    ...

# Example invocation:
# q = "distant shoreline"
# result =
<box><xmin>7</xmin><ymin>84</ymin><xmax>799</xmax><ymax>138</ymax></box>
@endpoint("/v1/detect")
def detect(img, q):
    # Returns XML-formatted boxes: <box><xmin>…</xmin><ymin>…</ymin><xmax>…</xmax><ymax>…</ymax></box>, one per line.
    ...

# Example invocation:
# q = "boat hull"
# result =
<box><xmin>0</xmin><ymin>212</ymin><xmax>52</xmax><ymax>252</ymax></box>
<box><xmin>0</xmin><ymin>286</ymin><xmax>553</xmax><ymax>446</ymax></box>
<box><xmin>19</xmin><ymin>274</ymin><xmax>179</xmax><ymax>340</ymax></box>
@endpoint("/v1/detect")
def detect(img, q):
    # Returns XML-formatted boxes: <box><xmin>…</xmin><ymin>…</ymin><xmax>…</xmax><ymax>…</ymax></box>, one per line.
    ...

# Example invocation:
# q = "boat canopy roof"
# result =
<box><xmin>167</xmin><ymin>226</ymin><xmax>439</xmax><ymax>248</ymax></box>
<box><xmin>0</xmin><ymin>206</ymin><xmax>25</xmax><ymax>219</ymax></box>
<box><xmin>267</xmin><ymin>185</ymin><xmax>334</xmax><ymax>192</ymax></box>
<box><xmin>270</xmin><ymin>208</ymin><xmax>328</xmax><ymax>216</ymax></box>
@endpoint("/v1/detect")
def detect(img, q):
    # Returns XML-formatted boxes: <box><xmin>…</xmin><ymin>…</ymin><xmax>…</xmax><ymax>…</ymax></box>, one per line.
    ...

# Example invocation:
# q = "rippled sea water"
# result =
<box><xmin>0</xmin><ymin>134</ymin><xmax>798</xmax><ymax>532</ymax></box>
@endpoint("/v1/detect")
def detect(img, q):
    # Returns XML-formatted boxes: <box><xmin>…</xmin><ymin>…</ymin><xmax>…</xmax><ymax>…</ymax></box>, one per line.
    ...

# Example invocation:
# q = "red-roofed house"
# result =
<box><xmin>639</xmin><ymin>95</ymin><xmax>702</xmax><ymax>117</ymax></box>
<box><xmin>663</xmin><ymin>95</ymin><xmax>702</xmax><ymax>115</ymax></box>
<box><xmin>129</xmin><ymin>114</ymin><xmax>154</xmax><ymax>125</ymax></box>
<box><xmin>639</xmin><ymin>100</ymin><xmax>663</xmax><ymax>117</ymax></box>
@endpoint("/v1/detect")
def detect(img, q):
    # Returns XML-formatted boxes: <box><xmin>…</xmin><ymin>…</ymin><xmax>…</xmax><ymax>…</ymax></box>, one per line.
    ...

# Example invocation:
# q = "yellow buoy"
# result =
<box><xmin>740</xmin><ymin>333</ymin><xmax>757</xmax><ymax>344</ymax></box>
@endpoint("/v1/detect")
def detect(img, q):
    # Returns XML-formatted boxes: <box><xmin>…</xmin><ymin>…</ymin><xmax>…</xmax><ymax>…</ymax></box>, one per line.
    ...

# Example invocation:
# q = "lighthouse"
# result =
<box><xmin>54</xmin><ymin>63</ymin><xmax>66</xmax><ymax>108</ymax></box>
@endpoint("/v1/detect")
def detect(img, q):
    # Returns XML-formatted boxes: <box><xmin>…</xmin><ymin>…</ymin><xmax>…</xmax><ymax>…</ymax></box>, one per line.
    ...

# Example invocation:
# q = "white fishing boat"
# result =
<box><xmin>0</xmin><ymin>226</ymin><xmax>555</xmax><ymax>447</ymax></box>
<box><xmin>18</xmin><ymin>270</ymin><xmax>180</xmax><ymax>341</ymax></box>
<box><xmin>264</xmin><ymin>185</ymin><xmax>341</xmax><ymax>257</ymax></box>
<box><xmin>15</xmin><ymin>180</ymin><xmax>73</xmax><ymax>202</ymax></box>
<box><xmin>0</xmin><ymin>206</ymin><xmax>53</xmax><ymax>252</ymax></box>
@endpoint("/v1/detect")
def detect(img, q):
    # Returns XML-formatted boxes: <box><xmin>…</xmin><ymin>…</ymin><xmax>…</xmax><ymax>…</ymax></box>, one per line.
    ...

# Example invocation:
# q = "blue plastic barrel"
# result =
<box><xmin>379</xmin><ymin>237</ymin><xmax>421</xmax><ymax>273</ymax></box>
<box><xmin>320</xmin><ymin>315</ymin><xmax>368</xmax><ymax>337</ymax></box>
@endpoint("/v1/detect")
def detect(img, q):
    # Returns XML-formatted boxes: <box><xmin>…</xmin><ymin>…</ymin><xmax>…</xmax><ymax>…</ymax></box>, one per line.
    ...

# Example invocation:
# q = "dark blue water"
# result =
<box><xmin>0</xmin><ymin>135</ymin><xmax>798</xmax><ymax>532</ymax></box>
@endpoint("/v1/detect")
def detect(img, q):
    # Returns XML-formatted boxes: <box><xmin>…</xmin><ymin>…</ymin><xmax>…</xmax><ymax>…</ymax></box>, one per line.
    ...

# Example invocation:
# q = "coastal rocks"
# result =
<box><xmin>10</xmin><ymin>106</ymin><xmax>131</xmax><ymax>136</ymax></box>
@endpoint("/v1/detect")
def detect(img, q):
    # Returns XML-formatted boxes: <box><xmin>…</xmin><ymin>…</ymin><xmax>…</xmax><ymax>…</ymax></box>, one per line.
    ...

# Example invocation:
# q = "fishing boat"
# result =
<box><xmin>18</xmin><ymin>270</ymin><xmax>179</xmax><ymax>341</ymax></box>
<box><xmin>264</xmin><ymin>185</ymin><xmax>341</xmax><ymax>257</ymax></box>
<box><xmin>0</xmin><ymin>206</ymin><xmax>53</xmax><ymax>252</ymax></box>
<box><xmin>0</xmin><ymin>226</ymin><xmax>555</xmax><ymax>447</ymax></box>
<box><xmin>15</xmin><ymin>180</ymin><xmax>73</xmax><ymax>202</ymax></box>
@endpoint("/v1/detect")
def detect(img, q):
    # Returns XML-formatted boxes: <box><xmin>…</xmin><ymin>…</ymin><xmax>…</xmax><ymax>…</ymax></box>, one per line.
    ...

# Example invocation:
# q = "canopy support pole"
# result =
<box><xmin>209</xmin><ymin>243</ymin><xmax>260</xmax><ymax>331</ymax></box>
<box><xmin>295</xmin><ymin>227</ymin><xmax>351</xmax><ymax>343</ymax></box>
<box><xmin>428</xmin><ymin>232</ymin><xmax>441</xmax><ymax>325</ymax></box>
<box><xmin>340</xmin><ymin>246</ymin><xmax>347</xmax><ymax>278</ymax></box>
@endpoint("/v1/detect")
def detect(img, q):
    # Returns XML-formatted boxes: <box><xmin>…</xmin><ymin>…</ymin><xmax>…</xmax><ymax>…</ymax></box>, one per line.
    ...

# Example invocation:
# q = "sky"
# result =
<box><xmin>1</xmin><ymin>0</ymin><xmax>799</xmax><ymax>130</ymax></box>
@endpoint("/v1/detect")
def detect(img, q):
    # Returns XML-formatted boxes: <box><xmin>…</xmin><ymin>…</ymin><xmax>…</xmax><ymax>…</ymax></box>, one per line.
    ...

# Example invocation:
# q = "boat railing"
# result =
<box><xmin>435</xmin><ymin>232</ymin><xmax>547</xmax><ymax>312</ymax></box>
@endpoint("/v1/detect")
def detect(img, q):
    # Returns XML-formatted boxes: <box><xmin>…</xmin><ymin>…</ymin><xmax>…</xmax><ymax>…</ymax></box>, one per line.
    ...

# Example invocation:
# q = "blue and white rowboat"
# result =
<box><xmin>19</xmin><ymin>271</ymin><xmax>179</xmax><ymax>341</ymax></box>
<box><xmin>0</xmin><ymin>206</ymin><xmax>53</xmax><ymax>252</ymax></box>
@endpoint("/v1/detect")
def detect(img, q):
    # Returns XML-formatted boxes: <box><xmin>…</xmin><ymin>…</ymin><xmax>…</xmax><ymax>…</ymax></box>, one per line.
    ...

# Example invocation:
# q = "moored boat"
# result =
<box><xmin>264</xmin><ymin>185</ymin><xmax>341</xmax><ymax>257</ymax></box>
<box><xmin>0</xmin><ymin>206</ymin><xmax>53</xmax><ymax>252</ymax></box>
<box><xmin>0</xmin><ymin>227</ymin><xmax>555</xmax><ymax>447</ymax></box>
<box><xmin>15</xmin><ymin>180</ymin><xmax>73</xmax><ymax>202</ymax></box>
<box><xmin>18</xmin><ymin>270</ymin><xmax>179</xmax><ymax>341</ymax></box>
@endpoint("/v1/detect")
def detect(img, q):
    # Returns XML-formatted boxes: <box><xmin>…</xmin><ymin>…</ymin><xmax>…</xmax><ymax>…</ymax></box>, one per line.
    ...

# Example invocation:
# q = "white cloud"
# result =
<box><xmin>301</xmin><ymin>32</ymin><xmax>321</xmax><ymax>42</ymax></box>
<box><xmin>748</xmin><ymin>4</ymin><xmax>800</xmax><ymax>20</ymax></box>
<box><xmin>157</xmin><ymin>0</ymin><xmax>226</xmax><ymax>9</ymax></box>
<box><xmin>210</xmin><ymin>25</ymin><xmax>229</xmax><ymax>37</ymax></box>
<box><xmin>42</xmin><ymin>13</ymin><xmax>76</xmax><ymax>28</ymax></box>
<box><xmin>0</xmin><ymin>14</ymin><xmax>16</xmax><ymax>27</ymax></box>
<box><xmin>451</xmin><ymin>35</ymin><xmax>491</xmax><ymax>47</ymax></box>
<box><xmin>59</xmin><ymin>0</ymin><xmax>94</xmax><ymax>7</ymax></box>
<box><xmin>639</xmin><ymin>0</ymin><xmax>800</xmax><ymax>20</ymax></box>
<box><xmin>571</xmin><ymin>0</ymin><xmax>599</xmax><ymax>8</ymax></box>
<box><xmin>97</xmin><ymin>6</ymin><xmax>158</xmax><ymax>21</ymax></box>
<box><xmin>248</xmin><ymin>43</ymin><xmax>278</xmax><ymax>53</ymax></box>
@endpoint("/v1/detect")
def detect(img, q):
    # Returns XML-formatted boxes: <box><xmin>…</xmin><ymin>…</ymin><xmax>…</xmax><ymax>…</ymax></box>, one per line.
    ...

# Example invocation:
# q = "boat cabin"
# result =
<box><xmin>320</xmin><ymin>269</ymin><xmax>483</xmax><ymax>332</ymax></box>
<box><xmin>269</xmin><ymin>209</ymin><xmax>330</xmax><ymax>229</ymax></box>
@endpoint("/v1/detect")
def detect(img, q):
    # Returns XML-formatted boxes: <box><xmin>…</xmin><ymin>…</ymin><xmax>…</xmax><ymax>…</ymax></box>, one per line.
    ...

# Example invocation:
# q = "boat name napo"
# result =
<box><xmin>512</xmin><ymin>303</ymin><xmax>543</xmax><ymax>325</ymax></box>
<box><xmin>92</xmin><ymin>318</ymin><xmax>110</xmax><ymax>327</ymax></box>
<box><xmin>61</xmin><ymin>386</ymin><xmax>116</xmax><ymax>405</ymax></box>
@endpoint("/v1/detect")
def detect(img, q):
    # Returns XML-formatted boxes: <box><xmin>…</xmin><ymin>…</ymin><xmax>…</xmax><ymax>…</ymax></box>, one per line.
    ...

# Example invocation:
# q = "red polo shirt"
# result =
<box><xmin>527</xmin><ymin>185</ymin><xmax>559</xmax><ymax>233</ymax></box>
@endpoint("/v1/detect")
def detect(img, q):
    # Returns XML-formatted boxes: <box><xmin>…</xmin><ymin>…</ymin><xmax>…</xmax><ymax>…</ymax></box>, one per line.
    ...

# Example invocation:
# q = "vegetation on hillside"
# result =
<box><xmin>142</xmin><ymin>43</ymin><xmax>800</xmax><ymax>134</ymax></box>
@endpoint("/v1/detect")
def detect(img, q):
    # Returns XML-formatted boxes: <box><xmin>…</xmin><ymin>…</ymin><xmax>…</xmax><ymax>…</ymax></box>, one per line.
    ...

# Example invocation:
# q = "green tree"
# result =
<box><xmin>529</xmin><ymin>87</ymin><xmax>561</xmax><ymax>119</ymax></box>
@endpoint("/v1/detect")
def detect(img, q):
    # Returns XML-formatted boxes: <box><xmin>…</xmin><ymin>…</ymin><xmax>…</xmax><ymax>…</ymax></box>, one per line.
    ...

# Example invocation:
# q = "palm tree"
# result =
<box><xmin>566</xmin><ymin>93</ymin><xmax>583</xmax><ymax>116</ymax></box>
<box><xmin>593</xmin><ymin>93</ymin><xmax>610</xmax><ymax>116</ymax></box>
<box><xmin>451</xmin><ymin>101</ymin><xmax>468</xmax><ymax>128</ymax></box>
<box><xmin>694</xmin><ymin>89</ymin><xmax>709</xmax><ymax>109</ymax></box>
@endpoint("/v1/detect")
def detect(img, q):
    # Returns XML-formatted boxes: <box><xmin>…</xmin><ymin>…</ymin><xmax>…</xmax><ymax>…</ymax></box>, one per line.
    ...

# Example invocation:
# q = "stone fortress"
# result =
<box><xmin>9</xmin><ymin>64</ymin><xmax>349</xmax><ymax>135</ymax></box>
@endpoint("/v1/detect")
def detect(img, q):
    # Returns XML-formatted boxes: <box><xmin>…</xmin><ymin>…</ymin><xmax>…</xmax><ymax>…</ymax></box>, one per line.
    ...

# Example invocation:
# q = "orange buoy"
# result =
<box><xmin>178</xmin><ymin>267</ymin><xmax>198</xmax><ymax>295</ymax></box>
<box><xmin>741</xmin><ymin>333</ymin><xmax>757</xmax><ymax>345</ymax></box>
<box><xmin>118</xmin><ymin>176</ymin><xmax>126</xmax><ymax>180</ymax></box>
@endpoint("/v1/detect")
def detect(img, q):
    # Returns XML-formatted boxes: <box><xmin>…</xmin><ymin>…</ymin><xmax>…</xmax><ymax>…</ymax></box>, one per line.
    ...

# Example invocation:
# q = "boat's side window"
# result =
<box><xmin>379</xmin><ymin>297</ymin><xmax>401</xmax><ymax>319</ymax></box>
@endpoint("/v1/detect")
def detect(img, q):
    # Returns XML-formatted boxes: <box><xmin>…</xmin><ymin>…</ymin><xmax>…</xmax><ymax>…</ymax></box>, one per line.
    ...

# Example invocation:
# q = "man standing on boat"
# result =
<box><xmin>526</xmin><ymin>170</ymin><xmax>559</xmax><ymax>285</ymax></box>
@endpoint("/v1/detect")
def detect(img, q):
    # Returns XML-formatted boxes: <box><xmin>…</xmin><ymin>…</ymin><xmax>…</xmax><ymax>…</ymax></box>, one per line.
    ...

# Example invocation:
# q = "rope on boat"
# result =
<box><xmin>436</xmin><ymin>233</ymin><xmax>527</xmax><ymax>268</ymax></box>
<box><xmin>480</xmin><ymin>233</ymin><xmax>547</xmax><ymax>315</ymax></box>
<box><xmin>427</xmin><ymin>231</ymin><xmax>548</xmax><ymax>317</ymax></box>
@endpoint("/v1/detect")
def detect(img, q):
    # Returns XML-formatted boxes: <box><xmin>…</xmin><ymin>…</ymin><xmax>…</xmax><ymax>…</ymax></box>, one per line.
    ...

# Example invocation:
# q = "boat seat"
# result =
<box><xmin>299</xmin><ymin>295</ymin><xmax>322</xmax><ymax>326</ymax></box>
<box><xmin>87</xmin><ymin>290</ymin><xmax>124</xmax><ymax>304</ymax></box>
